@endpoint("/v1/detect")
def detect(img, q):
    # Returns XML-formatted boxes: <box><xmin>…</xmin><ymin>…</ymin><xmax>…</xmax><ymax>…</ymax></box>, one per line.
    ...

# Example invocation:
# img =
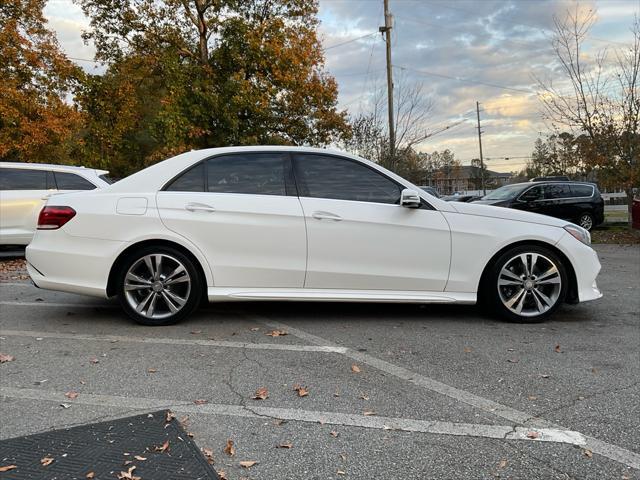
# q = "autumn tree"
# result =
<box><xmin>0</xmin><ymin>0</ymin><xmax>83</xmax><ymax>163</ymax></box>
<box><xmin>76</xmin><ymin>0</ymin><xmax>350</xmax><ymax>176</ymax></box>
<box><xmin>536</xmin><ymin>9</ymin><xmax>640</xmax><ymax>225</ymax></box>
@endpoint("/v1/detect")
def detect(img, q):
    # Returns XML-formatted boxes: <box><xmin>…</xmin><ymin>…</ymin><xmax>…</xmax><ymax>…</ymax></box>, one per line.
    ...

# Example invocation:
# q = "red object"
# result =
<box><xmin>633</xmin><ymin>198</ymin><xmax>640</xmax><ymax>229</ymax></box>
<box><xmin>37</xmin><ymin>206</ymin><xmax>76</xmax><ymax>230</ymax></box>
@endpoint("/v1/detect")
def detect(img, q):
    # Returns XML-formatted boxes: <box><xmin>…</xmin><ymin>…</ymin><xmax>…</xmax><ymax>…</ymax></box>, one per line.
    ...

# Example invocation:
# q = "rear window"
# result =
<box><xmin>54</xmin><ymin>171</ymin><xmax>96</xmax><ymax>190</ymax></box>
<box><xmin>570</xmin><ymin>184</ymin><xmax>594</xmax><ymax>197</ymax></box>
<box><xmin>0</xmin><ymin>168</ymin><xmax>47</xmax><ymax>190</ymax></box>
<box><xmin>165</xmin><ymin>163</ymin><xmax>205</xmax><ymax>192</ymax></box>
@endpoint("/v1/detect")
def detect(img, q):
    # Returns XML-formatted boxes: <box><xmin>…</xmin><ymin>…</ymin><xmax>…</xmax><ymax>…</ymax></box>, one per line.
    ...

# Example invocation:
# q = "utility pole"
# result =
<box><xmin>380</xmin><ymin>0</ymin><xmax>395</xmax><ymax>165</ymax></box>
<box><xmin>476</xmin><ymin>101</ymin><xmax>486</xmax><ymax>196</ymax></box>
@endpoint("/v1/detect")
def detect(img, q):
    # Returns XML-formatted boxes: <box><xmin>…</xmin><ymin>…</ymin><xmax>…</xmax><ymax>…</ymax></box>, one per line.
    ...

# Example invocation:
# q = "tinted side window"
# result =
<box><xmin>570</xmin><ymin>184</ymin><xmax>594</xmax><ymax>197</ymax></box>
<box><xmin>207</xmin><ymin>154</ymin><xmax>286</xmax><ymax>196</ymax></box>
<box><xmin>544</xmin><ymin>184</ymin><xmax>572</xmax><ymax>199</ymax></box>
<box><xmin>166</xmin><ymin>163</ymin><xmax>205</xmax><ymax>192</ymax></box>
<box><xmin>519</xmin><ymin>185</ymin><xmax>543</xmax><ymax>201</ymax></box>
<box><xmin>294</xmin><ymin>154</ymin><xmax>401</xmax><ymax>204</ymax></box>
<box><xmin>54</xmin><ymin>172</ymin><xmax>96</xmax><ymax>190</ymax></box>
<box><xmin>0</xmin><ymin>168</ymin><xmax>47</xmax><ymax>190</ymax></box>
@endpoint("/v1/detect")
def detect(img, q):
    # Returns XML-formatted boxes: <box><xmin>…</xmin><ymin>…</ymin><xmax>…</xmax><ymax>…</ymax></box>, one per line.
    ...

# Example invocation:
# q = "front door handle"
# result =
<box><xmin>312</xmin><ymin>211</ymin><xmax>342</xmax><ymax>221</ymax></box>
<box><xmin>185</xmin><ymin>202</ymin><xmax>216</xmax><ymax>213</ymax></box>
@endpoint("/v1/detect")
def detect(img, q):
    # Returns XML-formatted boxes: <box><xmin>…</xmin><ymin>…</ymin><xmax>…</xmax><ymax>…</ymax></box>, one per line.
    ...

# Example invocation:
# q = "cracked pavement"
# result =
<box><xmin>0</xmin><ymin>244</ymin><xmax>638</xmax><ymax>479</ymax></box>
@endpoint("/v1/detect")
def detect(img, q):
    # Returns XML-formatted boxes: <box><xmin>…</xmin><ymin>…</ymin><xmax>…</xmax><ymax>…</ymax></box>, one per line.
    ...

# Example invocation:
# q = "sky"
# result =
<box><xmin>44</xmin><ymin>0</ymin><xmax>639</xmax><ymax>172</ymax></box>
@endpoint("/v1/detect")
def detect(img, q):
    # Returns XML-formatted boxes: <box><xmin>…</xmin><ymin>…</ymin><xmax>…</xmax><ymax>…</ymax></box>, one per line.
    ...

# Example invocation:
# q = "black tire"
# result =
<box><xmin>482</xmin><ymin>244</ymin><xmax>568</xmax><ymax>323</ymax></box>
<box><xmin>116</xmin><ymin>245</ymin><xmax>202</xmax><ymax>326</ymax></box>
<box><xmin>577</xmin><ymin>212</ymin><xmax>594</xmax><ymax>231</ymax></box>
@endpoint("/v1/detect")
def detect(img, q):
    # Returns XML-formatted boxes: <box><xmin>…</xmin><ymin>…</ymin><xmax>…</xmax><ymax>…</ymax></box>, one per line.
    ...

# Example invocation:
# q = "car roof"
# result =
<box><xmin>506</xmin><ymin>181</ymin><xmax>595</xmax><ymax>188</ymax></box>
<box><xmin>0</xmin><ymin>162</ymin><xmax>109</xmax><ymax>176</ymax></box>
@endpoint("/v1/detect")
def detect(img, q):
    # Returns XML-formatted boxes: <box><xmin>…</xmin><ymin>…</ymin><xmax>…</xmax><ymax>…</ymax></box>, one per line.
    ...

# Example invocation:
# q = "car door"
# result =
<box><xmin>156</xmin><ymin>152</ymin><xmax>307</xmax><ymax>288</ymax></box>
<box><xmin>514</xmin><ymin>185</ymin><xmax>545</xmax><ymax>215</ymax></box>
<box><xmin>543</xmin><ymin>183</ymin><xmax>573</xmax><ymax>220</ymax></box>
<box><xmin>0</xmin><ymin>168</ymin><xmax>55</xmax><ymax>245</ymax></box>
<box><xmin>292</xmin><ymin>153</ymin><xmax>451</xmax><ymax>292</ymax></box>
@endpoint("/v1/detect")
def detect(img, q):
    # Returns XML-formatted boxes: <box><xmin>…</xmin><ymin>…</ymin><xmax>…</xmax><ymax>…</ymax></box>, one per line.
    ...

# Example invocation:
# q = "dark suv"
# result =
<box><xmin>473</xmin><ymin>181</ymin><xmax>604</xmax><ymax>230</ymax></box>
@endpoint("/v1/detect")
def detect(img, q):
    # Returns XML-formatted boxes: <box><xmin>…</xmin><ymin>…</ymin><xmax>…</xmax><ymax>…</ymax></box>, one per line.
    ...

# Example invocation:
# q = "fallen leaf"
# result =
<box><xmin>65</xmin><ymin>391</ymin><xmax>79</xmax><ymax>400</ymax></box>
<box><xmin>191</xmin><ymin>330</ymin><xmax>202</xmax><ymax>334</ymax></box>
<box><xmin>60</xmin><ymin>403</ymin><xmax>71</xmax><ymax>409</ymax></box>
<box><xmin>363</xmin><ymin>411</ymin><xmax>376</xmax><ymax>416</ymax></box>
<box><xmin>154</xmin><ymin>440</ymin><xmax>170</xmax><ymax>453</ymax></box>
<box><xmin>193</xmin><ymin>399</ymin><xmax>208</xmax><ymax>405</ymax></box>
<box><xmin>526</xmin><ymin>431</ymin><xmax>540</xmax><ymax>439</ymax></box>
<box><xmin>554</xmin><ymin>344</ymin><xmax>562</xmax><ymax>353</ymax></box>
<box><xmin>40</xmin><ymin>457</ymin><xmax>54</xmax><ymax>466</ymax></box>
<box><xmin>351</xmin><ymin>364</ymin><xmax>361</xmax><ymax>373</ymax></box>
<box><xmin>147</xmin><ymin>368</ymin><xmax>157</xmax><ymax>373</ymax></box>
<box><xmin>165</xmin><ymin>411</ymin><xmax>175</xmax><ymax>423</ymax></box>
<box><xmin>250</xmin><ymin>327</ymin><xmax>260</xmax><ymax>331</ymax></box>
<box><xmin>0</xmin><ymin>465</ymin><xmax>17</xmax><ymax>472</ymax></box>
<box><xmin>217</xmin><ymin>470</ymin><xmax>228</xmax><ymax>480</ymax></box>
<box><xmin>0</xmin><ymin>353</ymin><xmax>15</xmax><ymax>363</ymax></box>
<box><xmin>333</xmin><ymin>391</ymin><xmax>340</xmax><ymax>397</ymax></box>
<box><xmin>330</xmin><ymin>431</ymin><xmax>339</xmax><ymax>437</ymax></box>
<box><xmin>253</xmin><ymin>387</ymin><xmax>269</xmax><ymax>400</ymax></box>
<box><xmin>86</xmin><ymin>472</ymin><xmax>95</xmax><ymax>479</ymax></box>
<box><xmin>498</xmin><ymin>459</ymin><xmax>508</xmax><ymax>469</ymax></box>
<box><xmin>117</xmin><ymin>466</ymin><xmax>141</xmax><ymax>480</ymax></box>
<box><xmin>224</xmin><ymin>439</ymin><xmax>235</xmax><ymax>456</ymax></box>
<box><xmin>239</xmin><ymin>460</ymin><xmax>257</xmax><ymax>468</ymax></box>
<box><xmin>89</xmin><ymin>356</ymin><xmax>99</xmax><ymax>364</ymax></box>
<box><xmin>528</xmin><ymin>395</ymin><xmax>538</xmax><ymax>400</ymax></box>
<box><xmin>293</xmin><ymin>384</ymin><xmax>309</xmax><ymax>397</ymax></box>
<box><xmin>265</xmin><ymin>330</ymin><xmax>288</xmax><ymax>337</ymax></box>
<box><xmin>540</xmin><ymin>374</ymin><xmax>550</xmax><ymax>379</ymax></box>
<box><xmin>273</xmin><ymin>419</ymin><xmax>286</xmax><ymax>426</ymax></box>
<box><xmin>359</xmin><ymin>394</ymin><xmax>369</xmax><ymax>400</ymax></box>
<box><xmin>583</xmin><ymin>449</ymin><xmax>593</xmax><ymax>458</ymax></box>
<box><xmin>463</xmin><ymin>347</ymin><xmax>473</xmax><ymax>353</ymax></box>
<box><xmin>339</xmin><ymin>453</ymin><xmax>347</xmax><ymax>461</ymax></box>
<box><xmin>202</xmin><ymin>447</ymin><xmax>214</xmax><ymax>464</ymax></box>
<box><xmin>134</xmin><ymin>455</ymin><xmax>146</xmax><ymax>461</ymax></box>
<box><xmin>507</xmin><ymin>358</ymin><xmax>519</xmax><ymax>363</ymax></box>
<box><xmin>337</xmin><ymin>470</ymin><xmax>346</xmax><ymax>475</ymax></box>
<box><xmin>276</xmin><ymin>443</ymin><xmax>293</xmax><ymax>449</ymax></box>
<box><xmin>187</xmin><ymin>432</ymin><xmax>194</xmax><ymax>438</ymax></box>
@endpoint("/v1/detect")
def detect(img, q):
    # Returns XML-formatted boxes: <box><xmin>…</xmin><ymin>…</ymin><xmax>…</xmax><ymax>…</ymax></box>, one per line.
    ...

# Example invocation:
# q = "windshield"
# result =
<box><xmin>483</xmin><ymin>184</ymin><xmax>526</xmax><ymax>200</ymax></box>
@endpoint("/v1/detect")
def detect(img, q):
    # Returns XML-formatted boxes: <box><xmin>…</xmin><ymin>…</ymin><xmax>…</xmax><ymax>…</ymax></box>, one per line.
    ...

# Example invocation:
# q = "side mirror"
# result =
<box><xmin>400</xmin><ymin>189</ymin><xmax>421</xmax><ymax>208</ymax></box>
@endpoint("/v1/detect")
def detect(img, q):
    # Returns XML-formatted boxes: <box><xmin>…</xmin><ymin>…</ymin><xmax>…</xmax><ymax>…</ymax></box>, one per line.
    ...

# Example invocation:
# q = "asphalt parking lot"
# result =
<box><xmin>0</xmin><ymin>244</ymin><xmax>639</xmax><ymax>479</ymax></box>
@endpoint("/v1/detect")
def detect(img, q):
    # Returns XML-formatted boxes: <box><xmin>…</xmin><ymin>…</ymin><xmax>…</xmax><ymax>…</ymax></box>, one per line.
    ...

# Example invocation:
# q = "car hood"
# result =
<box><xmin>449</xmin><ymin>201</ymin><xmax>568</xmax><ymax>228</ymax></box>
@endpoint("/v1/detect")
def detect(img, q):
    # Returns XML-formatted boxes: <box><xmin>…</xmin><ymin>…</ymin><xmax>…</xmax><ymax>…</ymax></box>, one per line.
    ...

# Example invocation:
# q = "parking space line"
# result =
<box><xmin>0</xmin><ymin>329</ymin><xmax>347</xmax><ymax>354</ymax></box>
<box><xmin>259</xmin><ymin>318</ymin><xmax>640</xmax><ymax>470</ymax></box>
<box><xmin>0</xmin><ymin>387</ymin><xmax>590</xmax><ymax>448</ymax></box>
<box><xmin>0</xmin><ymin>300</ymin><xmax>117</xmax><ymax>308</ymax></box>
<box><xmin>0</xmin><ymin>282</ymin><xmax>32</xmax><ymax>287</ymax></box>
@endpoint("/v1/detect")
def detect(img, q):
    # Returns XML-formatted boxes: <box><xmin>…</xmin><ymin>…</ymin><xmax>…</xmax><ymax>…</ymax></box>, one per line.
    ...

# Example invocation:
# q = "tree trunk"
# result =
<box><xmin>627</xmin><ymin>188</ymin><xmax>634</xmax><ymax>229</ymax></box>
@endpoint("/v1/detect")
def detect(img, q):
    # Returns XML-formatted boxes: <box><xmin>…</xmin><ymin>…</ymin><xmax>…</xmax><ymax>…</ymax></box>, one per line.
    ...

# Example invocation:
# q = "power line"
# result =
<box><xmin>323</xmin><ymin>32</ymin><xmax>379</xmax><ymax>51</ymax></box>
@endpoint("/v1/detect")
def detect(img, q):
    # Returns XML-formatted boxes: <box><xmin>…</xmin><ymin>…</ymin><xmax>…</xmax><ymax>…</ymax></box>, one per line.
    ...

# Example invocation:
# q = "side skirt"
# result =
<box><xmin>207</xmin><ymin>287</ymin><xmax>477</xmax><ymax>304</ymax></box>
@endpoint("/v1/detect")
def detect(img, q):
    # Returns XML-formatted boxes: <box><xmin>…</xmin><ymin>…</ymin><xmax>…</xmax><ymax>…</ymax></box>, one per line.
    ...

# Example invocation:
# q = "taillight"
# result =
<box><xmin>37</xmin><ymin>206</ymin><xmax>76</xmax><ymax>230</ymax></box>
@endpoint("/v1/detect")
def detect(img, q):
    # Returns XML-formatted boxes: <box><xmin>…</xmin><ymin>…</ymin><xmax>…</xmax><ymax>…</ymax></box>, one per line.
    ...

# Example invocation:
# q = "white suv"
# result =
<box><xmin>0</xmin><ymin>162</ymin><xmax>111</xmax><ymax>245</ymax></box>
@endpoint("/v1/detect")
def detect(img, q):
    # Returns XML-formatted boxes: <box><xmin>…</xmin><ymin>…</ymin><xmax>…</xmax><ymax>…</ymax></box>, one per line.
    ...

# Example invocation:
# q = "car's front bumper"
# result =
<box><xmin>556</xmin><ymin>232</ymin><xmax>602</xmax><ymax>303</ymax></box>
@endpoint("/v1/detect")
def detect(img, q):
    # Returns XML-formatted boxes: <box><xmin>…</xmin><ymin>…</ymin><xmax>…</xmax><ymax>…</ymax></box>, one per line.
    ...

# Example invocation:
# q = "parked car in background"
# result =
<box><xmin>418</xmin><ymin>186</ymin><xmax>440</xmax><ymax>198</ymax></box>
<box><xmin>529</xmin><ymin>176</ymin><xmax>570</xmax><ymax>182</ymax></box>
<box><xmin>472</xmin><ymin>181</ymin><xmax>604</xmax><ymax>230</ymax></box>
<box><xmin>443</xmin><ymin>194</ymin><xmax>483</xmax><ymax>203</ymax></box>
<box><xmin>0</xmin><ymin>163</ymin><xmax>111</xmax><ymax>245</ymax></box>
<box><xmin>26</xmin><ymin>146</ymin><xmax>601</xmax><ymax>326</ymax></box>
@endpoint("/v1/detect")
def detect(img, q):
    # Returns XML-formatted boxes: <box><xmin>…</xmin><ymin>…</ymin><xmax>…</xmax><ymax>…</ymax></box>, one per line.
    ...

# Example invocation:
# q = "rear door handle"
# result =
<box><xmin>312</xmin><ymin>211</ymin><xmax>342</xmax><ymax>221</ymax></box>
<box><xmin>185</xmin><ymin>202</ymin><xmax>216</xmax><ymax>213</ymax></box>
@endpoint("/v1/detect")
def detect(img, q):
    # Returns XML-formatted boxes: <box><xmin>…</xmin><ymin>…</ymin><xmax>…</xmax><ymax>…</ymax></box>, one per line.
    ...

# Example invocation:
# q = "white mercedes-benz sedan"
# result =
<box><xmin>25</xmin><ymin>146</ymin><xmax>602</xmax><ymax>325</ymax></box>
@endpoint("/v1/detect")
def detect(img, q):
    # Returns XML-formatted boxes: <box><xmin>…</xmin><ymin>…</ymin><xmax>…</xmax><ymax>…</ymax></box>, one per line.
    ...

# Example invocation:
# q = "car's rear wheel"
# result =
<box><xmin>485</xmin><ymin>245</ymin><xmax>568</xmax><ymax>323</ymax></box>
<box><xmin>116</xmin><ymin>246</ymin><xmax>202</xmax><ymax>326</ymax></box>
<box><xmin>578</xmin><ymin>213</ymin><xmax>594</xmax><ymax>231</ymax></box>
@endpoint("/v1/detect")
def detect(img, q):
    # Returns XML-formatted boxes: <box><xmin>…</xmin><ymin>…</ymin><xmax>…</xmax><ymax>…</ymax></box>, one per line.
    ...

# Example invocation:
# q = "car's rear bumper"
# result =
<box><xmin>556</xmin><ymin>232</ymin><xmax>602</xmax><ymax>303</ymax></box>
<box><xmin>26</xmin><ymin>229</ymin><xmax>125</xmax><ymax>298</ymax></box>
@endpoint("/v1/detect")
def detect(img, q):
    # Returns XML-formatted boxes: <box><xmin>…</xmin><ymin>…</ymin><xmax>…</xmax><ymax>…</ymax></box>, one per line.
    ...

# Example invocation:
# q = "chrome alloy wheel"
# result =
<box><xmin>497</xmin><ymin>253</ymin><xmax>562</xmax><ymax>317</ymax></box>
<box><xmin>124</xmin><ymin>254</ymin><xmax>191</xmax><ymax>320</ymax></box>
<box><xmin>579</xmin><ymin>214</ymin><xmax>593</xmax><ymax>231</ymax></box>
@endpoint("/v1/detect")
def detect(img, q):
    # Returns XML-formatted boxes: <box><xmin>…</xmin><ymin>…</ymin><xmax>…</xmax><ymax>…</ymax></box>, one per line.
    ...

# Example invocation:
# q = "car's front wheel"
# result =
<box><xmin>116</xmin><ymin>246</ymin><xmax>202</xmax><ymax>326</ymax></box>
<box><xmin>485</xmin><ymin>245</ymin><xmax>568</xmax><ymax>323</ymax></box>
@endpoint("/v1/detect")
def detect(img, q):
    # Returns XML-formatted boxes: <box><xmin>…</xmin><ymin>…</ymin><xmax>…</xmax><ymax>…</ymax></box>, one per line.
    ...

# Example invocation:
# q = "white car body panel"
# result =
<box><xmin>25</xmin><ymin>146</ymin><xmax>602</xmax><ymax>313</ymax></box>
<box><xmin>0</xmin><ymin>162</ymin><xmax>109</xmax><ymax>245</ymax></box>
